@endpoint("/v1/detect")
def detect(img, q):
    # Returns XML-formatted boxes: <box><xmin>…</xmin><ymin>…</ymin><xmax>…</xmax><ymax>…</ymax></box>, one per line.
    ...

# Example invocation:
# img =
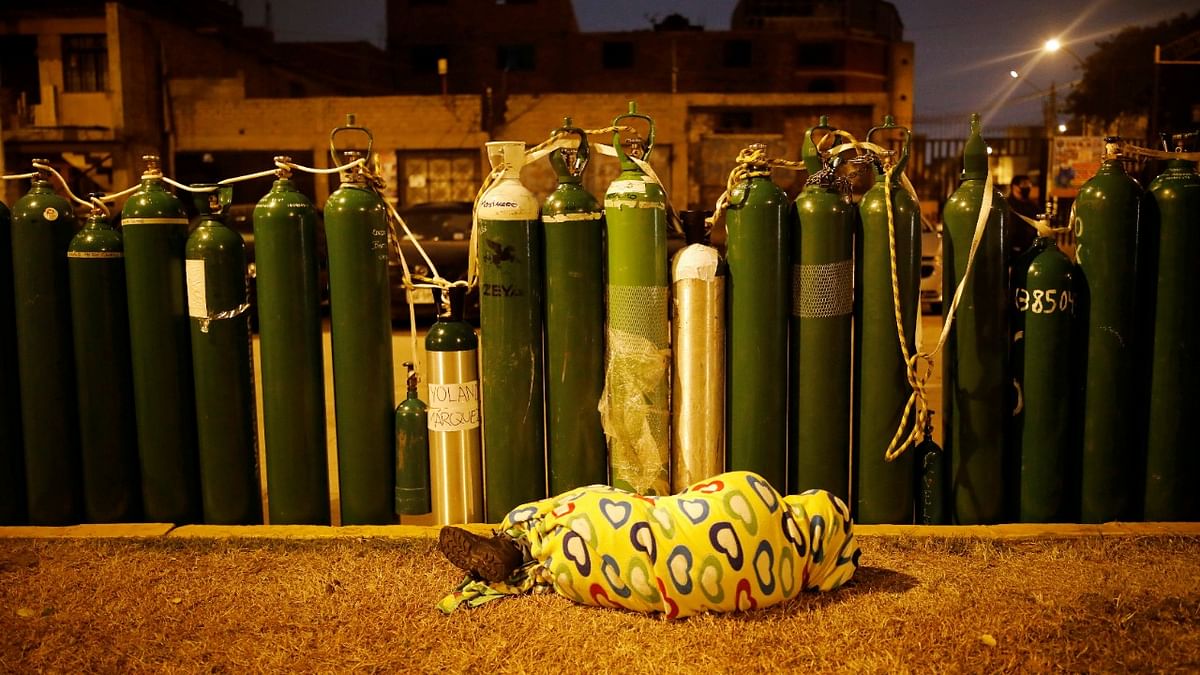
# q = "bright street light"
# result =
<box><xmin>1010</xmin><ymin>70</ymin><xmax>1019</xmax><ymax>79</ymax></box>
<box><xmin>1057</xmin><ymin>123</ymin><xmax>1068</xmax><ymax>133</ymax></box>
<box><xmin>1044</xmin><ymin>38</ymin><xmax>1062</xmax><ymax>53</ymax></box>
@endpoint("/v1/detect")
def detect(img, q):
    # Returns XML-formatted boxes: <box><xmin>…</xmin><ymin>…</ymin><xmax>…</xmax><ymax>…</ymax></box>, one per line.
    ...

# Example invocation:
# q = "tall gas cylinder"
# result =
<box><xmin>426</xmin><ymin>285</ymin><xmax>484</xmax><ymax>524</ymax></box>
<box><xmin>854</xmin><ymin>116</ymin><xmax>921</xmax><ymax>524</ymax></box>
<box><xmin>253</xmin><ymin>161</ymin><xmax>330</xmax><ymax>525</ymax></box>
<box><xmin>725</xmin><ymin>143</ymin><xmax>791</xmax><ymax>489</ymax></box>
<box><xmin>478</xmin><ymin>139</ymin><xmax>546</xmax><ymax>520</ymax></box>
<box><xmin>121</xmin><ymin>154</ymin><xmax>200</xmax><ymax>523</ymax></box>
<box><xmin>324</xmin><ymin>141</ymin><xmax>395</xmax><ymax>525</ymax></box>
<box><xmin>11</xmin><ymin>165</ymin><xmax>81</xmax><ymax>524</ymax></box>
<box><xmin>69</xmin><ymin>196</ymin><xmax>140</xmax><ymax>523</ymax></box>
<box><xmin>671</xmin><ymin>210</ymin><xmax>725</xmax><ymax>492</ymax></box>
<box><xmin>942</xmin><ymin>113</ymin><xmax>1009</xmax><ymax>524</ymax></box>
<box><xmin>0</xmin><ymin>198</ymin><xmax>26</xmax><ymax>524</ymax></box>
<box><xmin>186</xmin><ymin>186</ymin><xmax>260</xmax><ymax>525</ymax></box>
<box><xmin>1073</xmin><ymin>138</ymin><xmax>1142</xmax><ymax>523</ymax></box>
<box><xmin>395</xmin><ymin>361</ymin><xmax>431</xmax><ymax>516</ymax></box>
<box><xmin>791</xmin><ymin>117</ymin><xmax>856</xmax><ymax>499</ymax></box>
<box><xmin>1143</xmin><ymin>141</ymin><xmax>1200</xmax><ymax>521</ymax></box>
<box><xmin>542</xmin><ymin>119</ymin><xmax>607</xmax><ymax>494</ymax></box>
<box><xmin>1011</xmin><ymin>233</ymin><xmax>1078</xmax><ymax>523</ymax></box>
<box><xmin>602</xmin><ymin>101</ymin><xmax>670</xmax><ymax>496</ymax></box>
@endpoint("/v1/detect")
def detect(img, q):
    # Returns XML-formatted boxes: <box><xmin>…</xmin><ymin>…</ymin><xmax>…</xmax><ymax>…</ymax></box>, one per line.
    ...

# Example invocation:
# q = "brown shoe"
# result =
<box><xmin>438</xmin><ymin>527</ymin><xmax>524</xmax><ymax>583</ymax></box>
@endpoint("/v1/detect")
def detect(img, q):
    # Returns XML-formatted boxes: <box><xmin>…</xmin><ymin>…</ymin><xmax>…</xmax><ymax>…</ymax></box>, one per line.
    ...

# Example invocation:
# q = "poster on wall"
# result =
<box><xmin>1048</xmin><ymin>136</ymin><xmax>1105</xmax><ymax>198</ymax></box>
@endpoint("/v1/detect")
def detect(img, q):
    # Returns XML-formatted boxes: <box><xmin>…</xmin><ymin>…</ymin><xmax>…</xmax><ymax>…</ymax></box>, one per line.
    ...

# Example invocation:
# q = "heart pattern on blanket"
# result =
<box><xmin>667</xmin><ymin>545</ymin><xmax>693</xmax><ymax>594</ymax></box>
<box><xmin>630</xmin><ymin>522</ymin><xmax>657</xmax><ymax>563</ymax></box>
<box><xmin>678</xmin><ymin>498</ymin><xmax>710</xmax><ymax>524</ymax></box>
<box><xmin>745</xmin><ymin>474</ymin><xmax>779</xmax><ymax>512</ymax></box>
<box><xmin>599</xmin><ymin>498</ymin><xmax>632</xmax><ymax>529</ymax></box>
<box><xmin>708</xmin><ymin>522</ymin><xmax>744</xmax><ymax>571</ymax></box>
<box><xmin>753</xmin><ymin>540</ymin><xmax>776</xmax><ymax>595</ymax></box>
<box><xmin>724</xmin><ymin>491</ymin><xmax>759</xmax><ymax>535</ymax></box>
<box><xmin>562</xmin><ymin>531</ymin><xmax>591</xmax><ymax>576</ymax></box>
<box><xmin>735</xmin><ymin>578</ymin><xmax>758</xmax><ymax>611</ymax></box>
<box><xmin>600</xmin><ymin>554</ymin><xmax>632</xmax><ymax>598</ymax></box>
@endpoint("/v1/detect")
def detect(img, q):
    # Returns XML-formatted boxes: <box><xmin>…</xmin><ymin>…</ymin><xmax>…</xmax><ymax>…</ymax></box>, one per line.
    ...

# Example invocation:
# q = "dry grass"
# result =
<box><xmin>2</xmin><ymin>535</ymin><xmax>1200</xmax><ymax>673</ymax></box>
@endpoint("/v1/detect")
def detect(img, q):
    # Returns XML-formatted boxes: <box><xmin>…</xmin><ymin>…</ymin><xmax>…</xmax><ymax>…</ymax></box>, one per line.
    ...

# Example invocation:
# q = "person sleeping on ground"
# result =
<box><xmin>436</xmin><ymin>470</ymin><xmax>861</xmax><ymax>618</ymax></box>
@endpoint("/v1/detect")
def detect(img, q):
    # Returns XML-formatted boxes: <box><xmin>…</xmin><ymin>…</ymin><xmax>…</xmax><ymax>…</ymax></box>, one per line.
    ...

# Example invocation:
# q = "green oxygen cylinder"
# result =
<box><xmin>11</xmin><ymin>165</ymin><xmax>81</xmax><ymax>525</ymax></box>
<box><xmin>791</xmin><ymin>117</ymin><xmax>856</xmax><ymax>500</ymax></box>
<box><xmin>478</xmin><ymin>139</ymin><xmax>546</xmax><ymax>521</ymax></box>
<box><xmin>1011</xmin><ymin>232</ymin><xmax>1079</xmax><ymax>523</ymax></box>
<box><xmin>671</xmin><ymin>209</ymin><xmax>725</xmax><ymax>492</ymax></box>
<box><xmin>1143</xmin><ymin>139</ymin><xmax>1200</xmax><ymax>521</ymax></box>
<box><xmin>602</xmin><ymin>101</ymin><xmax>670</xmax><ymax>496</ymax></box>
<box><xmin>121</xmin><ymin>154</ymin><xmax>200</xmax><ymax>523</ymax></box>
<box><xmin>854</xmin><ymin>117</ymin><xmax>921</xmax><ymax>525</ymax></box>
<box><xmin>68</xmin><ymin>196</ymin><xmax>140</xmax><ymax>523</ymax></box>
<box><xmin>395</xmin><ymin>361</ymin><xmax>431</xmax><ymax>516</ymax></box>
<box><xmin>324</xmin><ymin>141</ymin><xmax>395</xmax><ymax>525</ymax></box>
<box><xmin>426</xmin><ymin>286</ymin><xmax>484</xmax><ymax>524</ymax></box>
<box><xmin>0</xmin><ymin>198</ymin><xmax>26</xmax><ymax>524</ymax></box>
<box><xmin>942</xmin><ymin>113</ymin><xmax>1010</xmax><ymax>524</ymax></box>
<box><xmin>185</xmin><ymin>185</ymin><xmax>260</xmax><ymax>525</ymax></box>
<box><xmin>1074</xmin><ymin>138</ymin><xmax>1143</xmax><ymax>523</ymax></box>
<box><xmin>542</xmin><ymin>119</ymin><xmax>607</xmax><ymax>493</ymax></box>
<box><xmin>253</xmin><ymin>161</ymin><xmax>330</xmax><ymax>525</ymax></box>
<box><xmin>725</xmin><ymin>143</ymin><xmax>792</xmax><ymax>489</ymax></box>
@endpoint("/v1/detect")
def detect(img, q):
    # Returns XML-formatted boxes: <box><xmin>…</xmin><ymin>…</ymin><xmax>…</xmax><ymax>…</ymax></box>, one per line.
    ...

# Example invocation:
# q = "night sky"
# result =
<box><xmin>240</xmin><ymin>0</ymin><xmax>1200</xmax><ymax>133</ymax></box>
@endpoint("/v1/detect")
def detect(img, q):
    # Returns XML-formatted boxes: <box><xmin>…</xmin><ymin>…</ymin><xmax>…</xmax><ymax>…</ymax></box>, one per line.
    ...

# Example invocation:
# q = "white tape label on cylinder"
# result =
<box><xmin>427</xmin><ymin>380</ymin><xmax>481</xmax><ymax>431</ymax></box>
<box><xmin>607</xmin><ymin>179</ymin><xmax>646</xmax><ymax>195</ymax></box>
<box><xmin>185</xmin><ymin>259</ymin><xmax>207</xmax><ymax>318</ymax></box>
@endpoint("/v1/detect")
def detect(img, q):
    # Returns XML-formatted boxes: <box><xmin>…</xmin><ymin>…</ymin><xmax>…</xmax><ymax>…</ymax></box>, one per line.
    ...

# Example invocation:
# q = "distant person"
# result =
<box><xmin>1006</xmin><ymin>175</ymin><xmax>1040</xmax><ymax>260</ymax></box>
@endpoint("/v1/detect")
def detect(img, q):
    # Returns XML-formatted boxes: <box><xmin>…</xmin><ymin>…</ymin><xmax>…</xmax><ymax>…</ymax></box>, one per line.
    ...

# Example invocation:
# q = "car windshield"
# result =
<box><xmin>400</xmin><ymin>207</ymin><xmax>472</xmax><ymax>242</ymax></box>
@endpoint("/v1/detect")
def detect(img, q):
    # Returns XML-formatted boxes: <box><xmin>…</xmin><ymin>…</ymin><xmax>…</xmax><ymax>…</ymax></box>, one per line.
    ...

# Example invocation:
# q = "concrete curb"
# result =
<box><xmin>2</xmin><ymin>522</ymin><xmax>1199</xmax><ymax>540</ymax></box>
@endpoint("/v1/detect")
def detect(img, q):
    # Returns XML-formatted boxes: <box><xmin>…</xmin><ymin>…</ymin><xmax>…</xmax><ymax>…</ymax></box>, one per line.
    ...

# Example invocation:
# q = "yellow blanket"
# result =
<box><xmin>438</xmin><ymin>471</ymin><xmax>860</xmax><ymax>618</ymax></box>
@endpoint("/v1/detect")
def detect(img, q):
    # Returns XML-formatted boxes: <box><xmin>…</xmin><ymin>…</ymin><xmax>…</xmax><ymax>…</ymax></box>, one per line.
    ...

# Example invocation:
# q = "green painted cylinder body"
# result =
<box><xmin>1011</xmin><ymin>237</ymin><xmax>1078</xmax><ymax>523</ymax></box>
<box><xmin>1143</xmin><ymin>158</ymin><xmax>1200</xmax><ymax>521</ymax></box>
<box><xmin>603</xmin><ymin>106</ymin><xmax>670</xmax><ymax>496</ymax></box>
<box><xmin>542</xmin><ymin>144</ymin><xmax>607</xmax><ymax>494</ymax></box>
<box><xmin>1073</xmin><ymin>156</ymin><xmax>1142</xmax><ymax>523</ymax></box>
<box><xmin>69</xmin><ymin>208</ymin><xmax>141</xmax><ymax>522</ymax></box>
<box><xmin>253</xmin><ymin>178</ymin><xmax>329</xmax><ymax>524</ymax></box>
<box><xmin>395</xmin><ymin>367</ymin><xmax>431</xmax><ymax>516</ymax></box>
<box><xmin>11</xmin><ymin>178</ymin><xmax>81</xmax><ymax>525</ymax></box>
<box><xmin>186</xmin><ymin>196</ymin><xmax>260</xmax><ymax>525</ymax></box>
<box><xmin>121</xmin><ymin>168</ymin><xmax>200</xmax><ymax>523</ymax></box>
<box><xmin>916</xmin><ymin>438</ymin><xmax>949</xmax><ymax>524</ymax></box>
<box><xmin>942</xmin><ymin>117</ymin><xmax>1010</xmax><ymax>524</ymax></box>
<box><xmin>478</xmin><ymin>140</ymin><xmax>546</xmax><ymax>521</ymax></box>
<box><xmin>0</xmin><ymin>200</ymin><xmax>26</xmax><ymax>524</ymax></box>
<box><xmin>725</xmin><ymin>169</ymin><xmax>792</xmax><ymax>490</ymax></box>
<box><xmin>791</xmin><ymin>127</ymin><xmax>856</xmax><ymax>499</ymax></box>
<box><xmin>854</xmin><ymin>129</ymin><xmax>921</xmax><ymax>525</ymax></box>
<box><xmin>324</xmin><ymin>169</ymin><xmax>395</xmax><ymax>525</ymax></box>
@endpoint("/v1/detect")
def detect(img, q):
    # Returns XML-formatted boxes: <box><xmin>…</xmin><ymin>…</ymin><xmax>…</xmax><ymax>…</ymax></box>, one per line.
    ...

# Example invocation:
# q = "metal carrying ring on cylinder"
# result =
<box><xmin>866</xmin><ymin>115</ymin><xmax>912</xmax><ymax>176</ymax></box>
<box><xmin>611</xmin><ymin>101</ymin><xmax>656</xmax><ymax>170</ymax></box>
<box><xmin>549</xmin><ymin>118</ymin><xmax>590</xmax><ymax>179</ymax></box>
<box><xmin>328</xmin><ymin>113</ymin><xmax>375</xmax><ymax>168</ymax></box>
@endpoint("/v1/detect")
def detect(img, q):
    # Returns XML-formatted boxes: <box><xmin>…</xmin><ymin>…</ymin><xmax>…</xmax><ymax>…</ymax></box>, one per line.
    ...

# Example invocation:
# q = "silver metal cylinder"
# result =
<box><xmin>671</xmin><ymin>244</ymin><xmax>726</xmax><ymax>492</ymax></box>
<box><xmin>427</xmin><ymin>348</ymin><xmax>484</xmax><ymax>524</ymax></box>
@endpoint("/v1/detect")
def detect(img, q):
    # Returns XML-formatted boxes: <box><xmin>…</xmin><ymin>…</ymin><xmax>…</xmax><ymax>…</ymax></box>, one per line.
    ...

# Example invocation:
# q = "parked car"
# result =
<box><xmin>391</xmin><ymin>201</ymin><xmax>478</xmax><ymax>324</ymax></box>
<box><xmin>920</xmin><ymin>218</ymin><xmax>943</xmax><ymax>314</ymax></box>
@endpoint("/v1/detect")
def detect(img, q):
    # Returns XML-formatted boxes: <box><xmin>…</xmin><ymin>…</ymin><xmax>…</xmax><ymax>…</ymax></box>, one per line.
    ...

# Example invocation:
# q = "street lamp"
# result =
<box><xmin>1043</xmin><ymin>38</ymin><xmax>1086</xmax><ymax>67</ymax></box>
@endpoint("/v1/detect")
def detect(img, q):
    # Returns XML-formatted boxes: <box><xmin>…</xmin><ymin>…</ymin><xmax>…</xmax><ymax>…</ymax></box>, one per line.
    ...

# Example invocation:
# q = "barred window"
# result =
<box><xmin>62</xmin><ymin>34</ymin><xmax>108</xmax><ymax>92</ymax></box>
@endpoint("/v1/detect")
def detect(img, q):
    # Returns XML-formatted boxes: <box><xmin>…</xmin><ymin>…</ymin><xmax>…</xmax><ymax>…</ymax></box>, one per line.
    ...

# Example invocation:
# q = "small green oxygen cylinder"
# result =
<box><xmin>791</xmin><ymin>117</ymin><xmax>856</xmax><ymax>500</ymax></box>
<box><xmin>942</xmin><ymin>113</ymin><xmax>1009</xmax><ymax>524</ymax></box>
<box><xmin>0</xmin><ymin>198</ymin><xmax>27</xmax><ymax>524</ymax></box>
<box><xmin>121</xmin><ymin>154</ymin><xmax>201</xmax><ymax>523</ymax></box>
<box><xmin>186</xmin><ymin>186</ymin><xmax>261</xmax><ymax>525</ymax></box>
<box><xmin>671</xmin><ymin>209</ymin><xmax>725</xmax><ymax>492</ymax></box>
<box><xmin>324</xmin><ymin>137</ymin><xmax>396</xmax><ymax>525</ymax></box>
<box><xmin>1074</xmin><ymin>137</ymin><xmax>1142</xmax><ymax>523</ymax></box>
<box><xmin>542</xmin><ymin>119</ymin><xmax>607</xmax><ymax>494</ymax></box>
<box><xmin>253</xmin><ymin>161</ymin><xmax>330</xmax><ymax>525</ymax></box>
<box><xmin>395</xmin><ymin>361</ymin><xmax>431</xmax><ymax>516</ymax></box>
<box><xmin>725</xmin><ymin>143</ymin><xmax>792</xmax><ymax>489</ymax></box>
<box><xmin>603</xmin><ymin>101</ymin><xmax>670</xmax><ymax>496</ymax></box>
<box><xmin>11</xmin><ymin>164</ymin><xmax>81</xmax><ymax>525</ymax></box>
<box><xmin>427</xmin><ymin>286</ymin><xmax>484</xmax><ymax>524</ymax></box>
<box><xmin>478</xmin><ymin>139</ymin><xmax>546</xmax><ymax>521</ymax></box>
<box><xmin>854</xmin><ymin>117</ymin><xmax>921</xmax><ymax>525</ymax></box>
<box><xmin>1143</xmin><ymin>137</ymin><xmax>1200</xmax><ymax>521</ymax></box>
<box><xmin>1011</xmin><ymin>232</ymin><xmax>1079</xmax><ymax>523</ymax></box>
<box><xmin>69</xmin><ymin>195</ymin><xmax>141</xmax><ymax>523</ymax></box>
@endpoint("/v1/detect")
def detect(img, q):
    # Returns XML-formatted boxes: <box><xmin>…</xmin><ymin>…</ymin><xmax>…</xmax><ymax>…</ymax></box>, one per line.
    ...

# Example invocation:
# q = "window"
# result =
<box><xmin>411</xmin><ymin>44</ymin><xmax>449</xmax><ymax>72</ymax></box>
<box><xmin>796</xmin><ymin>42</ymin><xmax>837</xmax><ymax>68</ymax></box>
<box><xmin>401</xmin><ymin>151</ymin><xmax>481</xmax><ymax>204</ymax></box>
<box><xmin>62</xmin><ymin>34</ymin><xmax>108</xmax><ymax>92</ymax></box>
<box><xmin>723</xmin><ymin>40</ymin><xmax>752</xmax><ymax>68</ymax></box>
<box><xmin>717</xmin><ymin>110</ymin><xmax>755</xmax><ymax>132</ymax></box>
<box><xmin>602</xmin><ymin>41</ymin><xmax>634</xmax><ymax>69</ymax></box>
<box><xmin>496</xmin><ymin>44</ymin><xmax>535</xmax><ymax>71</ymax></box>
